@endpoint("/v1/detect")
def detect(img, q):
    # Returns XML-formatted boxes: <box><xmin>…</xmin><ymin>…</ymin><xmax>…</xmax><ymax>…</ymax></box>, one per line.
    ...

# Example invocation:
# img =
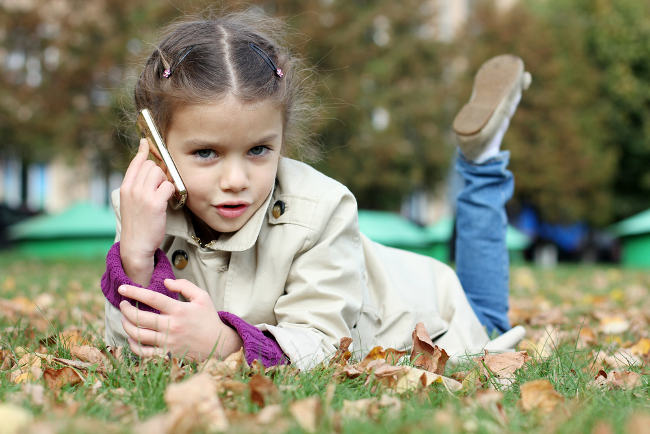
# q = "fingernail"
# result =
<box><xmin>118</xmin><ymin>286</ymin><xmax>126</xmax><ymax>294</ymax></box>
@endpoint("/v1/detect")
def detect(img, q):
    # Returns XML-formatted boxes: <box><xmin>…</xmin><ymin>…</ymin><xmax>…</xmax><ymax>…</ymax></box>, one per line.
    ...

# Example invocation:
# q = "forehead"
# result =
<box><xmin>166</xmin><ymin>94</ymin><xmax>283</xmax><ymax>146</ymax></box>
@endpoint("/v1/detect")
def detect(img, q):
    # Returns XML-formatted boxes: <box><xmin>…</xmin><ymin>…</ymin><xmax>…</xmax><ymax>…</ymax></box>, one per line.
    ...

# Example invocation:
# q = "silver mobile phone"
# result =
<box><xmin>136</xmin><ymin>108</ymin><xmax>187</xmax><ymax>210</ymax></box>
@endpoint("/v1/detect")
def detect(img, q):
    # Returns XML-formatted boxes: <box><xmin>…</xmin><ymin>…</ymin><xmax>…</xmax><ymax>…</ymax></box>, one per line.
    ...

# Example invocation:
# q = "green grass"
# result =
<box><xmin>0</xmin><ymin>252</ymin><xmax>648</xmax><ymax>433</ymax></box>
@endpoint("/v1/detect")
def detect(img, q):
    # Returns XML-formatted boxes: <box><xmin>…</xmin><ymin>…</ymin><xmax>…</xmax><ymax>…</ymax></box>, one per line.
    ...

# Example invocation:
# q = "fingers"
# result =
<box><xmin>122</xmin><ymin>138</ymin><xmax>150</xmax><ymax>187</ymax></box>
<box><xmin>163</xmin><ymin>279</ymin><xmax>205</xmax><ymax>302</ymax></box>
<box><xmin>122</xmin><ymin>315</ymin><xmax>160</xmax><ymax>346</ymax></box>
<box><xmin>118</xmin><ymin>285</ymin><xmax>174</xmax><ymax>313</ymax></box>
<box><xmin>155</xmin><ymin>180</ymin><xmax>176</xmax><ymax>203</ymax></box>
<box><xmin>120</xmin><ymin>299</ymin><xmax>169</xmax><ymax>331</ymax></box>
<box><xmin>127</xmin><ymin>337</ymin><xmax>166</xmax><ymax>358</ymax></box>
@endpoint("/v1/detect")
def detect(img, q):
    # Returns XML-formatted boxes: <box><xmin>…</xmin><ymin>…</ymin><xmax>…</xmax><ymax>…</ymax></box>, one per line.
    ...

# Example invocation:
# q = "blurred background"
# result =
<box><xmin>1</xmin><ymin>0</ymin><xmax>649</xmax><ymax>267</ymax></box>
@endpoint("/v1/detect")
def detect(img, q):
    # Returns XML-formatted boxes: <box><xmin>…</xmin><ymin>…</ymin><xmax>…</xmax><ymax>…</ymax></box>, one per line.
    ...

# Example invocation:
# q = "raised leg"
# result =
<box><xmin>455</xmin><ymin>151</ymin><xmax>513</xmax><ymax>334</ymax></box>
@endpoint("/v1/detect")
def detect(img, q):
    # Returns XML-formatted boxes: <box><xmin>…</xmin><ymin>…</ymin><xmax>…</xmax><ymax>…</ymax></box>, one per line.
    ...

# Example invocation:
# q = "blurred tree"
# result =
<box><xmin>455</xmin><ymin>0</ymin><xmax>649</xmax><ymax>225</ymax></box>
<box><xmin>275</xmin><ymin>0</ymin><xmax>456</xmax><ymax>210</ymax></box>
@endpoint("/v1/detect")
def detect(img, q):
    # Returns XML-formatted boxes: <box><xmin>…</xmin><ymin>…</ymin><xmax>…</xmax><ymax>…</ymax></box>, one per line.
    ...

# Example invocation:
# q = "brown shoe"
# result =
<box><xmin>453</xmin><ymin>54</ymin><xmax>531</xmax><ymax>161</ymax></box>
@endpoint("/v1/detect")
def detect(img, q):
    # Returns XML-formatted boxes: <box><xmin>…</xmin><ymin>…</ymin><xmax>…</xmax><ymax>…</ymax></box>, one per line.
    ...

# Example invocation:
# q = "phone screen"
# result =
<box><xmin>136</xmin><ymin>109</ymin><xmax>187</xmax><ymax>209</ymax></box>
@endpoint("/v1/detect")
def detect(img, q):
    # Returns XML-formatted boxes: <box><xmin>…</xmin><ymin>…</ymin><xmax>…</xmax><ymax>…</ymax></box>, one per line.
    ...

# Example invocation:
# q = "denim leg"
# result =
<box><xmin>455</xmin><ymin>150</ymin><xmax>514</xmax><ymax>334</ymax></box>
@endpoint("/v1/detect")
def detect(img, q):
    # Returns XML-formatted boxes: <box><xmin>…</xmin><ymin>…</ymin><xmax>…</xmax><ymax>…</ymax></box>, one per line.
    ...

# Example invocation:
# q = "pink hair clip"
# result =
<box><xmin>162</xmin><ymin>69</ymin><xmax>171</xmax><ymax>78</ymax></box>
<box><xmin>276</xmin><ymin>68</ymin><xmax>284</xmax><ymax>78</ymax></box>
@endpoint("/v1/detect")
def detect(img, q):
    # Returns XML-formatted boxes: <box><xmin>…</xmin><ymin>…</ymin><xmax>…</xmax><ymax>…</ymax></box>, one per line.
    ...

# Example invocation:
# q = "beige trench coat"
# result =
<box><xmin>105</xmin><ymin>158</ymin><xmax>489</xmax><ymax>370</ymax></box>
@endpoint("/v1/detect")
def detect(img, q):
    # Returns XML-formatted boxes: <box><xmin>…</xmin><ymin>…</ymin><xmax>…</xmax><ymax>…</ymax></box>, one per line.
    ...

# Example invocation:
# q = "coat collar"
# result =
<box><xmin>164</xmin><ymin>182</ymin><xmax>275</xmax><ymax>252</ymax></box>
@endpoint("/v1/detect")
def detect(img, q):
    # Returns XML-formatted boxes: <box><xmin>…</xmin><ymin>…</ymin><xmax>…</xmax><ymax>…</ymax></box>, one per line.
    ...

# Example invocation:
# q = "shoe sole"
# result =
<box><xmin>453</xmin><ymin>54</ymin><xmax>524</xmax><ymax>136</ymax></box>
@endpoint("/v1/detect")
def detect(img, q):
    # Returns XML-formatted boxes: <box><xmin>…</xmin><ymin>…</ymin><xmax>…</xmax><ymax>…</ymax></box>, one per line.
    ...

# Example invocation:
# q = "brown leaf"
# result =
<box><xmin>200</xmin><ymin>348</ymin><xmax>247</xmax><ymax>378</ymax></box>
<box><xmin>249</xmin><ymin>374</ymin><xmax>279</xmax><ymax>408</ymax></box>
<box><xmin>594</xmin><ymin>370</ymin><xmax>642</xmax><ymax>390</ymax></box>
<box><xmin>10</xmin><ymin>353</ymin><xmax>43</xmax><ymax>384</ymax></box>
<box><xmin>43</xmin><ymin>367</ymin><xmax>83</xmax><ymax>390</ymax></box>
<box><xmin>577</xmin><ymin>327</ymin><xmax>597</xmax><ymax>348</ymax></box>
<box><xmin>329</xmin><ymin>337</ymin><xmax>353</xmax><ymax>366</ymax></box>
<box><xmin>475</xmin><ymin>351</ymin><xmax>530</xmax><ymax>379</ymax></box>
<box><xmin>600</xmin><ymin>349</ymin><xmax>642</xmax><ymax>368</ymax></box>
<box><xmin>40</xmin><ymin>328</ymin><xmax>91</xmax><ymax>349</ymax></box>
<box><xmin>360</xmin><ymin>346</ymin><xmax>407</xmax><ymax>367</ymax></box>
<box><xmin>0</xmin><ymin>349</ymin><xmax>13</xmax><ymax>370</ymax></box>
<box><xmin>395</xmin><ymin>366</ymin><xmax>462</xmax><ymax>393</ymax></box>
<box><xmin>164</xmin><ymin>372</ymin><xmax>229</xmax><ymax>432</ymax></box>
<box><xmin>289</xmin><ymin>396</ymin><xmax>321</xmax><ymax>433</ymax></box>
<box><xmin>256</xmin><ymin>404</ymin><xmax>283</xmax><ymax>425</ymax></box>
<box><xmin>70</xmin><ymin>345</ymin><xmax>109</xmax><ymax>372</ymax></box>
<box><xmin>410</xmin><ymin>322</ymin><xmax>449</xmax><ymax>375</ymax></box>
<box><xmin>519</xmin><ymin>379</ymin><xmax>564</xmax><ymax>413</ymax></box>
<box><xmin>520</xmin><ymin>327</ymin><xmax>560</xmax><ymax>359</ymax></box>
<box><xmin>626</xmin><ymin>412</ymin><xmax>650</xmax><ymax>434</ymax></box>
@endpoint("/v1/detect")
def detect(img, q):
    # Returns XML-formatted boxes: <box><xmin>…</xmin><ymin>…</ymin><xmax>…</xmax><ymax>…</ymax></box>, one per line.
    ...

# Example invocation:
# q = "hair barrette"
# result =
<box><xmin>162</xmin><ymin>46</ymin><xmax>195</xmax><ymax>79</ymax></box>
<box><xmin>248</xmin><ymin>42</ymin><xmax>284</xmax><ymax>78</ymax></box>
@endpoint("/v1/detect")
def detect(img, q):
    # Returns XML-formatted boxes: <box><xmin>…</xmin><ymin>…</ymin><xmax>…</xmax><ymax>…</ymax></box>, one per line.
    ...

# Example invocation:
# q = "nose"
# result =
<box><xmin>219</xmin><ymin>157</ymin><xmax>249</xmax><ymax>192</ymax></box>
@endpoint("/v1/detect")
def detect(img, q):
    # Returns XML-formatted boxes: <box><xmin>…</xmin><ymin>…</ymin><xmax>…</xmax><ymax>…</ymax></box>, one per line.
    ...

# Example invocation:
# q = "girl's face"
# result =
<box><xmin>166</xmin><ymin>94</ymin><xmax>283</xmax><ymax>234</ymax></box>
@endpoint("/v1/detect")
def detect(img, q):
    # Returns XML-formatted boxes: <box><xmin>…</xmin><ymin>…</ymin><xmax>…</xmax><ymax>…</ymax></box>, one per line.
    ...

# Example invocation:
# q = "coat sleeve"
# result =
<box><xmin>261</xmin><ymin>188</ymin><xmax>367</xmax><ymax>370</ymax></box>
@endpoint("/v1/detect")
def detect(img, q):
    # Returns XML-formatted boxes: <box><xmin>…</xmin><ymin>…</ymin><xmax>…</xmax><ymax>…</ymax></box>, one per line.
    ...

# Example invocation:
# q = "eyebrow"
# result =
<box><xmin>182</xmin><ymin>134</ymin><xmax>279</xmax><ymax>149</ymax></box>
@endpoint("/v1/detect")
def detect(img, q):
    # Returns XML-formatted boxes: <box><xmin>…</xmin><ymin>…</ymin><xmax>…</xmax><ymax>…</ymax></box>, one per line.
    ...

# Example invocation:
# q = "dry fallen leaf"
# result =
<box><xmin>599</xmin><ymin>349</ymin><xmax>642</xmax><ymax>368</ymax></box>
<box><xmin>41</xmin><ymin>328</ymin><xmax>92</xmax><ymax>349</ymax></box>
<box><xmin>43</xmin><ymin>367</ymin><xmax>83</xmax><ymax>390</ymax></box>
<box><xmin>200</xmin><ymin>347</ymin><xmax>247</xmax><ymax>378</ymax></box>
<box><xmin>577</xmin><ymin>326</ymin><xmax>597</xmax><ymax>348</ymax></box>
<box><xmin>163</xmin><ymin>372</ymin><xmax>229</xmax><ymax>433</ymax></box>
<box><xmin>475</xmin><ymin>351</ymin><xmax>530</xmax><ymax>382</ymax></box>
<box><xmin>394</xmin><ymin>366</ymin><xmax>462</xmax><ymax>393</ymax></box>
<box><xmin>10</xmin><ymin>353</ymin><xmax>43</xmax><ymax>384</ymax></box>
<box><xmin>626</xmin><ymin>412</ymin><xmax>650</xmax><ymax>434</ymax></box>
<box><xmin>410</xmin><ymin>322</ymin><xmax>449</xmax><ymax>375</ymax></box>
<box><xmin>341</xmin><ymin>398</ymin><xmax>375</xmax><ymax>419</ymax></box>
<box><xmin>360</xmin><ymin>346</ymin><xmax>407</xmax><ymax>367</ymax></box>
<box><xmin>249</xmin><ymin>374</ymin><xmax>279</xmax><ymax>408</ymax></box>
<box><xmin>70</xmin><ymin>345</ymin><xmax>109</xmax><ymax>373</ymax></box>
<box><xmin>593</xmin><ymin>370</ymin><xmax>642</xmax><ymax>390</ymax></box>
<box><xmin>0</xmin><ymin>403</ymin><xmax>33</xmax><ymax>434</ymax></box>
<box><xmin>256</xmin><ymin>404</ymin><xmax>283</xmax><ymax>425</ymax></box>
<box><xmin>520</xmin><ymin>327</ymin><xmax>560</xmax><ymax>359</ymax></box>
<box><xmin>598</xmin><ymin>315</ymin><xmax>630</xmax><ymax>335</ymax></box>
<box><xmin>627</xmin><ymin>338</ymin><xmax>650</xmax><ymax>357</ymax></box>
<box><xmin>329</xmin><ymin>337</ymin><xmax>353</xmax><ymax>366</ymax></box>
<box><xmin>289</xmin><ymin>396</ymin><xmax>321</xmax><ymax>433</ymax></box>
<box><xmin>519</xmin><ymin>379</ymin><xmax>564</xmax><ymax>413</ymax></box>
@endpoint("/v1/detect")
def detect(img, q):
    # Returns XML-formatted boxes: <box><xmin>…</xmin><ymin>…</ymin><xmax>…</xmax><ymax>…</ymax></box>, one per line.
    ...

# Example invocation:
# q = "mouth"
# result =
<box><xmin>214</xmin><ymin>202</ymin><xmax>250</xmax><ymax>219</ymax></box>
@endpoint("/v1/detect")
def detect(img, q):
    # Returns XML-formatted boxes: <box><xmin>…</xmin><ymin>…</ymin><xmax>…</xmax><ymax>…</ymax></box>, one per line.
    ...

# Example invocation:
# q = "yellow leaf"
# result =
<box><xmin>598</xmin><ymin>315</ymin><xmax>629</xmax><ymax>335</ymax></box>
<box><xmin>627</xmin><ymin>338</ymin><xmax>650</xmax><ymax>357</ymax></box>
<box><xmin>0</xmin><ymin>404</ymin><xmax>32</xmax><ymax>434</ymax></box>
<box><xmin>10</xmin><ymin>353</ymin><xmax>42</xmax><ymax>384</ymax></box>
<box><xmin>519</xmin><ymin>379</ymin><xmax>564</xmax><ymax>413</ymax></box>
<box><xmin>289</xmin><ymin>396</ymin><xmax>321</xmax><ymax>433</ymax></box>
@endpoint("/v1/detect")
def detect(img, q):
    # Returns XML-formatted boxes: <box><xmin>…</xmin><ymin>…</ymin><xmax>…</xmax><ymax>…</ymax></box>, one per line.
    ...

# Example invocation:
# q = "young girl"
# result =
<box><xmin>101</xmin><ymin>10</ymin><xmax>530</xmax><ymax>370</ymax></box>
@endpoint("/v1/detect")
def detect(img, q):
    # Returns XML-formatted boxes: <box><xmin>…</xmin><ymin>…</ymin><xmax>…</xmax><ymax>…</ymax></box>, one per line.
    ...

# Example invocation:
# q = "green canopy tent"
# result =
<box><xmin>9</xmin><ymin>202</ymin><xmax>116</xmax><ymax>258</ymax></box>
<box><xmin>358</xmin><ymin>210</ymin><xmax>531</xmax><ymax>263</ymax></box>
<box><xmin>609</xmin><ymin>209</ymin><xmax>650</xmax><ymax>268</ymax></box>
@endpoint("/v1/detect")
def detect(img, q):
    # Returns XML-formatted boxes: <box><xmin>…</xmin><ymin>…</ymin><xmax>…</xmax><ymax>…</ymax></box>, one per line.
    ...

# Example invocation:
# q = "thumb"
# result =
<box><xmin>164</xmin><ymin>278</ymin><xmax>203</xmax><ymax>301</ymax></box>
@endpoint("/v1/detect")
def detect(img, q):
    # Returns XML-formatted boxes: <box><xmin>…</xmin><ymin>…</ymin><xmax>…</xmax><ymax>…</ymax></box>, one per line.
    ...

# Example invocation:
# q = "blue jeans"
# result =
<box><xmin>455</xmin><ymin>151</ymin><xmax>514</xmax><ymax>334</ymax></box>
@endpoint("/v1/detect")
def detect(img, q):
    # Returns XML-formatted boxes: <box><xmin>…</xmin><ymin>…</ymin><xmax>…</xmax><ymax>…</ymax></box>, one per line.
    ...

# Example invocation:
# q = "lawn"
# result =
<box><xmin>0</xmin><ymin>253</ymin><xmax>648</xmax><ymax>433</ymax></box>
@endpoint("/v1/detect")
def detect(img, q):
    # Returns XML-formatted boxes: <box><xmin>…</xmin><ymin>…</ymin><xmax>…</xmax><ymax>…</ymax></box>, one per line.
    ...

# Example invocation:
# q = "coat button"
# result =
<box><xmin>272</xmin><ymin>200</ymin><xmax>286</xmax><ymax>219</ymax></box>
<box><xmin>172</xmin><ymin>250</ymin><xmax>188</xmax><ymax>270</ymax></box>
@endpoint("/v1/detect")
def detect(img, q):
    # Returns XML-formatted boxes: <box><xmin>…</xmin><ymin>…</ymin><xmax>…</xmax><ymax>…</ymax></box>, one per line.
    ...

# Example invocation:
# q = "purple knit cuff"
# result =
<box><xmin>218</xmin><ymin>311</ymin><xmax>288</xmax><ymax>367</ymax></box>
<box><xmin>101</xmin><ymin>242</ymin><xmax>178</xmax><ymax>313</ymax></box>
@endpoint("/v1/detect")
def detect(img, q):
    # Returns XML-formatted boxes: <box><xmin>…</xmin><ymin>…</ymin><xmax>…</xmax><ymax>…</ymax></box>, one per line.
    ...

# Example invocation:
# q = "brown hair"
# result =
<box><xmin>134</xmin><ymin>8</ymin><xmax>318</xmax><ymax>161</ymax></box>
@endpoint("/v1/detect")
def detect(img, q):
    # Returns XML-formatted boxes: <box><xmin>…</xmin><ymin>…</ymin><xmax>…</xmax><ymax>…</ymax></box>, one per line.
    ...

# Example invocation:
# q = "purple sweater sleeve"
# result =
<box><xmin>101</xmin><ymin>242</ymin><xmax>288</xmax><ymax>366</ymax></box>
<box><xmin>101</xmin><ymin>241</ymin><xmax>178</xmax><ymax>313</ymax></box>
<box><xmin>218</xmin><ymin>311</ymin><xmax>288</xmax><ymax>368</ymax></box>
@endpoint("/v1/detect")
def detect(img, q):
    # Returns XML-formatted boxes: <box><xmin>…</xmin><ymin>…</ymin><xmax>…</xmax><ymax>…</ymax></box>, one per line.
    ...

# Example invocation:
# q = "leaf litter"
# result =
<box><xmin>0</xmin><ymin>266</ymin><xmax>649</xmax><ymax>432</ymax></box>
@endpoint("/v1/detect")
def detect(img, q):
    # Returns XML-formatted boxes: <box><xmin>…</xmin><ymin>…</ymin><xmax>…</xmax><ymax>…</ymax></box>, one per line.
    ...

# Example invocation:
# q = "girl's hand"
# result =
<box><xmin>119</xmin><ymin>139</ymin><xmax>175</xmax><ymax>286</ymax></box>
<box><xmin>118</xmin><ymin>279</ymin><xmax>243</xmax><ymax>361</ymax></box>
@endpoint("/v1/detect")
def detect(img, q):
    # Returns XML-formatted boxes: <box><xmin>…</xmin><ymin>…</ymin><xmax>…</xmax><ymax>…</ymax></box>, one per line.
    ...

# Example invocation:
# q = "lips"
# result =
<box><xmin>214</xmin><ymin>202</ymin><xmax>250</xmax><ymax>219</ymax></box>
